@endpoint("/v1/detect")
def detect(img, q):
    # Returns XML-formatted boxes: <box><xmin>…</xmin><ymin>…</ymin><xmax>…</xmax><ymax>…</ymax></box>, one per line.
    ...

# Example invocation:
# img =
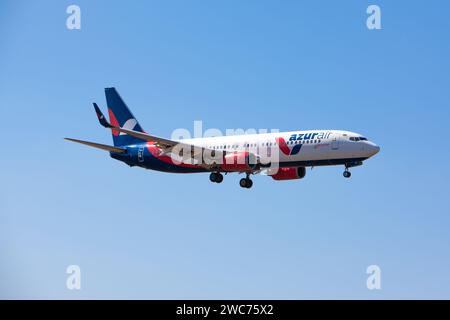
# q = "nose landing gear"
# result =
<box><xmin>343</xmin><ymin>170</ymin><xmax>351</xmax><ymax>178</ymax></box>
<box><xmin>342</xmin><ymin>161</ymin><xmax>363</xmax><ymax>178</ymax></box>
<box><xmin>343</xmin><ymin>163</ymin><xmax>353</xmax><ymax>178</ymax></box>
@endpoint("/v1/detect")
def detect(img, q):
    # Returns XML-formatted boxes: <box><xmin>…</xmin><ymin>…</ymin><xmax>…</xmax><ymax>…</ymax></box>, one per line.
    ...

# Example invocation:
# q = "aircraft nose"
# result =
<box><xmin>368</xmin><ymin>143</ymin><xmax>380</xmax><ymax>156</ymax></box>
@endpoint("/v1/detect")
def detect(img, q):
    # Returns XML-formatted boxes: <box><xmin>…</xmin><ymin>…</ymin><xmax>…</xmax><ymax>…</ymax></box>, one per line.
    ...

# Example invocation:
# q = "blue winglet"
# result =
<box><xmin>93</xmin><ymin>103</ymin><xmax>111</xmax><ymax>128</ymax></box>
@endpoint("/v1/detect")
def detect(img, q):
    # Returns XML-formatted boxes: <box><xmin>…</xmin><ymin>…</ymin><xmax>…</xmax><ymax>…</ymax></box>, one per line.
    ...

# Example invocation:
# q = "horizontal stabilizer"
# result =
<box><xmin>64</xmin><ymin>138</ymin><xmax>127</xmax><ymax>153</ymax></box>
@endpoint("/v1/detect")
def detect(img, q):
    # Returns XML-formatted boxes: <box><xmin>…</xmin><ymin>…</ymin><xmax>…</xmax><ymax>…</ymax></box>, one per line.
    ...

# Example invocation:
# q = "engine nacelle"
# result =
<box><xmin>220</xmin><ymin>151</ymin><xmax>259</xmax><ymax>172</ymax></box>
<box><xmin>270</xmin><ymin>167</ymin><xmax>306</xmax><ymax>181</ymax></box>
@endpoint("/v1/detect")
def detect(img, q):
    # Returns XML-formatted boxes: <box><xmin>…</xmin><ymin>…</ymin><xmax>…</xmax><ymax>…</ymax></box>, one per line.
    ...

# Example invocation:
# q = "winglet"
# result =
<box><xmin>93</xmin><ymin>103</ymin><xmax>111</xmax><ymax>128</ymax></box>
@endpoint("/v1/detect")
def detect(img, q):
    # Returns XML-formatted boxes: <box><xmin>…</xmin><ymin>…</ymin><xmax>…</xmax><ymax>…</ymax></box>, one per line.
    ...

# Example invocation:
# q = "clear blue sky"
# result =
<box><xmin>1</xmin><ymin>0</ymin><xmax>449</xmax><ymax>299</ymax></box>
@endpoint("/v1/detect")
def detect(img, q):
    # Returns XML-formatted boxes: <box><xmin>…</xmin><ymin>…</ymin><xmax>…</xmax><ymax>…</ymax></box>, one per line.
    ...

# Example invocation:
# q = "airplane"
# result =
<box><xmin>66</xmin><ymin>87</ymin><xmax>380</xmax><ymax>189</ymax></box>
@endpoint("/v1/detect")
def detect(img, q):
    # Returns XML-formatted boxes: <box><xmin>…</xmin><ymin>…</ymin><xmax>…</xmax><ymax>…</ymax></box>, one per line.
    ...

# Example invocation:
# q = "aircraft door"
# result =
<box><xmin>331</xmin><ymin>133</ymin><xmax>340</xmax><ymax>150</ymax></box>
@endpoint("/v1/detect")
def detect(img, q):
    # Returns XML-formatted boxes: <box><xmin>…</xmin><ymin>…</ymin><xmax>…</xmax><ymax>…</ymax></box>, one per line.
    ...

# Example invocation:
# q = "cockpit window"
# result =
<box><xmin>350</xmin><ymin>136</ymin><xmax>368</xmax><ymax>141</ymax></box>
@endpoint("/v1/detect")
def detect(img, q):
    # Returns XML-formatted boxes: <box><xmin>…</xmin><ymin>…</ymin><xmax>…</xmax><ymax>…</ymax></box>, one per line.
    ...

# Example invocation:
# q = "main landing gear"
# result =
<box><xmin>209</xmin><ymin>172</ymin><xmax>253</xmax><ymax>188</ymax></box>
<box><xmin>239</xmin><ymin>173</ymin><xmax>253</xmax><ymax>189</ymax></box>
<box><xmin>209</xmin><ymin>172</ymin><xmax>224</xmax><ymax>183</ymax></box>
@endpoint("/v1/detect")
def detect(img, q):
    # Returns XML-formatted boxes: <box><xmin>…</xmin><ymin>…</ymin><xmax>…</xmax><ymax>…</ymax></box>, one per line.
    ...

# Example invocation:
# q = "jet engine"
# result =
<box><xmin>270</xmin><ymin>167</ymin><xmax>306</xmax><ymax>181</ymax></box>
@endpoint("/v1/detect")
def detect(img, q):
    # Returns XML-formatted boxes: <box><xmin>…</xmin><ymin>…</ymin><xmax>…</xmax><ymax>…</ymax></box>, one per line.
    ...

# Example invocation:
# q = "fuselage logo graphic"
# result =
<box><xmin>107</xmin><ymin>109</ymin><xmax>137</xmax><ymax>136</ymax></box>
<box><xmin>276</xmin><ymin>132</ymin><xmax>331</xmax><ymax>156</ymax></box>
<box><xmin>276</xmin><ymin>137</ymin><xmax>302</xmax><ymax>155</ymax></box>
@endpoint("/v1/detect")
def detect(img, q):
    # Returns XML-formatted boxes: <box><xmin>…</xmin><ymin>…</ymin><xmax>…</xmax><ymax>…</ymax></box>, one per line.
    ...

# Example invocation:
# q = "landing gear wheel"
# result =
<box><xmin>210</xmin><ymin>172</ymin><xmax>223</xmax><ymax>183</ymax></box>
<box><xmin>343</xmin><ymin>170</ymin><xmax>351</xmax><ymax>178</ymax></box>
<box><xmin>239</xmin><ymin>178</ymin><xmax>253</xmax><ymax>189</ymax></box>
<box><xmin>215</xmin><ymin>173</ymin><xmax>223</xmax><ymax>183</ymax></box>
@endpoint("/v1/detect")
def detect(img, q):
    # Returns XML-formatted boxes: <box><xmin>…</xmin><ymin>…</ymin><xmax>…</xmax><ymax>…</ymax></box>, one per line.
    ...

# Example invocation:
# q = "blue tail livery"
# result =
<box><xmin>104</xmin><ymin>87</ymin><xmax>144</xmax><ymax>146</ymax></box>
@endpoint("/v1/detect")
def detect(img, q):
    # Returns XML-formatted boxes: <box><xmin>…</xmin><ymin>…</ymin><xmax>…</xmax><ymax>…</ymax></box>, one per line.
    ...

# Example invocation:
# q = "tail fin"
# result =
<box><xmin>104</xmin><ymin>87</ymin><xmax>145</xmax><ymax>146</ymax></box>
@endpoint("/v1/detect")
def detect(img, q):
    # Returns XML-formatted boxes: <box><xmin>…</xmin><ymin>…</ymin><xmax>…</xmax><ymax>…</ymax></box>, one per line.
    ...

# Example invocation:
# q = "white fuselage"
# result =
<box><xmin>181</xmin><ymin>130</ymin><xmax>380</xmax><ymax>167</ymax></box>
